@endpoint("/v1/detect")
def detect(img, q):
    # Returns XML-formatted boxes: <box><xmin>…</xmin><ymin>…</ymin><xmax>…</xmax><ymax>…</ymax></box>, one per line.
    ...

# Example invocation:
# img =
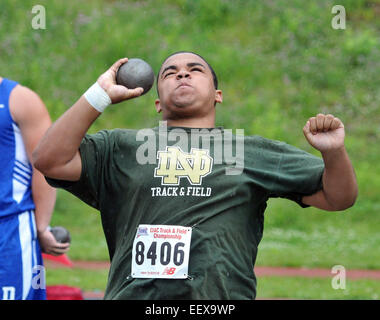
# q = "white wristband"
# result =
<box><xmin>83</xmin><ymin>82</ymin><xmax>112</xmax><ymax>113</ymax></box>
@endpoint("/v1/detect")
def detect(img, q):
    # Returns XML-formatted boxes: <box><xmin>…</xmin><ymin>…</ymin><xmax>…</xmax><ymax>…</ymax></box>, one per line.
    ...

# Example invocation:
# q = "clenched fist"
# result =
<box><xmin>303</xmin><ymin>114</ymin><xmax>345</xmax><ymax>153</ymax></box>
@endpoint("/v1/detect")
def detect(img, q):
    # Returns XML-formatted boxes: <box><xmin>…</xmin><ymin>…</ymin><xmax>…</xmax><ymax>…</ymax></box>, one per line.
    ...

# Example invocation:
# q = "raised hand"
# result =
<box><xmin>97</xmin><ymin>58</ymin><xmax>144</xmax><ymax>104</ymax></box>
<box><xmin>303</xmin><ymin>114</ymin><xmax>345</xmax><ymax>153</ymax></box>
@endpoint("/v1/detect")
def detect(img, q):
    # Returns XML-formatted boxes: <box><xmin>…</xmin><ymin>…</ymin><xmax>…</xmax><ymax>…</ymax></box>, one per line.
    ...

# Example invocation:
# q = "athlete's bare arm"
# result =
<box><xmin>33</xmin><ymin>58</ymin><xmax>143</xmax><ymax>181</ymax></box>
<box><xmin>10</xmin><ymin>85</ymin><xmax>69</xmax><ymax>255</ymax></box>
<box><xmin>301</xmin><ymin>114</ymin><xmax>358</xmax><ymax>211</ymax></box>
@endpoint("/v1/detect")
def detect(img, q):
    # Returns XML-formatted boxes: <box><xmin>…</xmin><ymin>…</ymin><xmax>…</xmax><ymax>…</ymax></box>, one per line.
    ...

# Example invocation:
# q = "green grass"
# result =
<box><xmin>51</xmin><ymin>191</ymin><xmax>109</xmax><ymax>261</ymax></box>
<box><xmin>256</xmin><ymin>276</ymin><xmax>380</xmax><ymax>300</ymax></box>
<box><xmin>44</xmin><ymin>268</ymin><xmax>380</xmax><ymax>300</ymax></box>
<box><xmin>2</xmin><ymin>0</ymin><xmax>380</xmax><ymax>299</ymax></box>
<box><xmin>45</xmin><ymin>268</ymin><xmax>108</xmax><ymax>292</ymax></box>
<box><xmin>256</xmin><ymin>196</ymin><xmax>380</xmax><ymax>270</ymax></box>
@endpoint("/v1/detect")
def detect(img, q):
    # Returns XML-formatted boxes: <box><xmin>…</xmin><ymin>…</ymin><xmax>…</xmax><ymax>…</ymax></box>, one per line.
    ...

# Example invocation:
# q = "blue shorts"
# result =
<box><xmin>0</xmin><ymin>211</ymin><xmax>46</xmax><ymax>300</ymax></box>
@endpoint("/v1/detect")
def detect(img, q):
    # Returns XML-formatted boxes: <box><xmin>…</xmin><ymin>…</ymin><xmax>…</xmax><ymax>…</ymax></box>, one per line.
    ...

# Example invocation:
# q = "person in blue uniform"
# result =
<box><xmin>0</xmin><ymin>77</ymin><xmax>70</xmax><ymax>300</ymax></box>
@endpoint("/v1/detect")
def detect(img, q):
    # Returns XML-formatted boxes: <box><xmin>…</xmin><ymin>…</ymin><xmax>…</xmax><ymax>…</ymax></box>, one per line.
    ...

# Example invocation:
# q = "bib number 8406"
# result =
<box><xmin>131</xmin><ymin>224</ymin><xmax>192</xmax><ymax>279</ymax></box>
<box><xmin>135</xmin><ymin>241</ymin><xmax>185</xmax><ymax>266</ymax></box>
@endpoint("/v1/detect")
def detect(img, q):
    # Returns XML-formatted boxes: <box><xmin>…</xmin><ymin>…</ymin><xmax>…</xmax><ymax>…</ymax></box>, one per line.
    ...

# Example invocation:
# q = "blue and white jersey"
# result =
<box><xmin>0</xmin><ymin>78</ymin><xmax>35</xmax><ymax>218</ymax></box>
<box><xmin>0</xmin><ymin>79</ymin><xmax>45</xmax><ymax>300</ymax></box>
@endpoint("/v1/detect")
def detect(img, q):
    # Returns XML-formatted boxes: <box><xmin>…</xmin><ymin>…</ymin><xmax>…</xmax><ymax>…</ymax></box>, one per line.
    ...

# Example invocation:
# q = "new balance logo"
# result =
<box><xmin>162</xmin><ymin>267</ymin><xmax>176</xmax><ymax>275</ymax></box>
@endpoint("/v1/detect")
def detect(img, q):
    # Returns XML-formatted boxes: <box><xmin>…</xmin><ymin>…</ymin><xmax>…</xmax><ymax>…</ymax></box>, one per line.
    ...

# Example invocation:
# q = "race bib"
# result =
<box><xmin>131</xmin><ymin>224</ymin><xmax>192</xmax><ymax>279</ymax></box>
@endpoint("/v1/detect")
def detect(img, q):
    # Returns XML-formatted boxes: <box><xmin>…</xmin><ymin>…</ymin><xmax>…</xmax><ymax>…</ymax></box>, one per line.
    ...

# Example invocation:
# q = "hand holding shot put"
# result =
<box><xmin>33</xmin><ymin>52</ymin><xmax>358</xmax><ymax>300</ymax></box>
<box><xmin>96</xmin><ymin>58</ymin><xmax>145</xmax><ymax>105</ymax></box>
<box><xmin>38</xmin><ymin>226</ymin><xmax>70</xmax><ymax>256</ymax></box>
<box><xmin>32</xmin><ymin>57</ymin><xmax>151</xmax><ymax>181</ymax></box>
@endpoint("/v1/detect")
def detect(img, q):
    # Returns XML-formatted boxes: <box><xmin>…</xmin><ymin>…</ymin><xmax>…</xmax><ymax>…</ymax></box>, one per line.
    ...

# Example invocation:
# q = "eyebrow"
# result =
<box><xmin>160</xmin><ymin>62</ymin><xmax>206</xmax><ymax>78</ymax></box>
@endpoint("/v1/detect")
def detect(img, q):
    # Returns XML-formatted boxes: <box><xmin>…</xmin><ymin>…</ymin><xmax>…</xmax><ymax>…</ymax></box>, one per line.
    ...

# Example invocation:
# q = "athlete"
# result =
<box><xmin>0</xmin><ymin>78</ymin><xmax>70</xmax><ymax>300</ymax></box>
<box><xmin>33</xmin><ymin>52</ymin><xmax>358</xmax><ymax>299</ymax></box>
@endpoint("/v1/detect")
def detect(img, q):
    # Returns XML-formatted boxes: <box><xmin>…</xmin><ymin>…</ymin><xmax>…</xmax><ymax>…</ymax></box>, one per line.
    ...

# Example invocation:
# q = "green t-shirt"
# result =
<box><xmin>47</xmin><ymin>126</ymin><xmax>324</xmax><ymax>300</ymax></box>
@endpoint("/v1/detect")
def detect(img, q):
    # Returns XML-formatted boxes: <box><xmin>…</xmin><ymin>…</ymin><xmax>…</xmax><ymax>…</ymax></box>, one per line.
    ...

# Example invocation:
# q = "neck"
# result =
<box><xmin>165</xmin><ymin>116</ymin><xmax>215</xmax><ymax>128</ymax></box>
<box><xmin>161</xmin><ymin>103</ymin><xmax>216</xmax><ymax>128</ymax></box>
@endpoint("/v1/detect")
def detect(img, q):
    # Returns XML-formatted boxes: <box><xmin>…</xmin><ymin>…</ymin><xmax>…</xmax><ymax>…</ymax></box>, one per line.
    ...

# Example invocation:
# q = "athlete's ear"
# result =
<box><xmin>215</xmin><ymin>90</ymin><xmax>223</xmax><ymax>104</ymax></box>
<box><xmin>155</xmin><ymin>99</ymin><xmax>162</xmax><ymax>113</ymax></box>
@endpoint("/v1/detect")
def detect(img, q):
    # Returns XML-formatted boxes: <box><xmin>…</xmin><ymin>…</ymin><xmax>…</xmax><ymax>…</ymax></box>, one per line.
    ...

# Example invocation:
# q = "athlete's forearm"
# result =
<box><xmin>302</xmin><ymin>114</ymin><xmax>358</xmax><ymax>211</ymax></box>
<box><xmin>303</xmin><ymin>146</ymin><xmax>358</xmax><ymax>211</ymax></box>
<box><xmin>34</xmin><ymin>58</ymin><xmax>143</xmax><ymax>180</ymax></box>
<box><xmin>33</xmin><ymin>96</ymin><xmax>100</xmax><ymax>172</ymax></box>
<box><xmin>320</xmin><ymin>146</ymin><xmax>358</xmax><ymax>210</ymax></box>
<box><xmin>32</xmin><ymin>169</ymin><xmax>56</xmax><ymax>234</ymax></box>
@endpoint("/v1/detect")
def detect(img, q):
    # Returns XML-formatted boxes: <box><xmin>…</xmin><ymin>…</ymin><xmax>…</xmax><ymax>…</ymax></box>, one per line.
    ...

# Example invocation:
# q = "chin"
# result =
<box><xmin>166</xmin><ymin>102</ymin><xmax>201</xmax><ymax>119</ymax></box>
<box><xmin>172</xmin><ymin>98</ymin><xmax>196</xmax><ymax>109</ymax></box>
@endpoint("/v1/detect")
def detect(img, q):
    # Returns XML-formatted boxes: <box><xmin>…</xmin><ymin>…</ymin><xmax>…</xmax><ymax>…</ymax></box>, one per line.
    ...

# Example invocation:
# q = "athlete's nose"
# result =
<box><xmin>176</xmin><ymin>70</ymin><xmax>190</xmax><ymax>80</ymax></box>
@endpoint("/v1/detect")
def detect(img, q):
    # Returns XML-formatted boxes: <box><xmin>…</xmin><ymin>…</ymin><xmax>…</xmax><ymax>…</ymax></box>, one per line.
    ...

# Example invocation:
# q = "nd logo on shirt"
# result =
<box><xmin>154</xmin><ymin>146</ymin><xmax>213</xmax><ymax>185</ymax></box>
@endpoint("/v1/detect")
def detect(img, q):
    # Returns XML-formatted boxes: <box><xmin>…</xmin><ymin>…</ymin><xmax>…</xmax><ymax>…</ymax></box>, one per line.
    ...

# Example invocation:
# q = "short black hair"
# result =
<box><xmin>156</xmin><ymin>51</ymin><xmax>218</xmax><ymax>96</ymax></box>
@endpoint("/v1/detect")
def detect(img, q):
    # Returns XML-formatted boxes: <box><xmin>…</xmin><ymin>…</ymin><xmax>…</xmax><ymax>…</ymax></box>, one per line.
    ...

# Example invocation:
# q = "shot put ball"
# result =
<box><xmin>116</xmin><ymin>58</ymin><xmax>155</xmax><ymax>95</ymax></box>
<box><xmin>50</xmin><ymin>226</ymin><xmax>71</xmax><ymax>243</ymax></box>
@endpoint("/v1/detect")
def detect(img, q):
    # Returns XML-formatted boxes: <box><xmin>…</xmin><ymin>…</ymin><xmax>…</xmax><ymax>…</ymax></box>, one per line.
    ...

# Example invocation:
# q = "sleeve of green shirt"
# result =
<box><xmin>45</xmin><ymin>130</ymin><xmax>112</xmax><ymax>210</ymax></box>
<box><xmin>245</xmin><ymin>136</ymin><xmax>325</xmax><ymax>208</ymax></box>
